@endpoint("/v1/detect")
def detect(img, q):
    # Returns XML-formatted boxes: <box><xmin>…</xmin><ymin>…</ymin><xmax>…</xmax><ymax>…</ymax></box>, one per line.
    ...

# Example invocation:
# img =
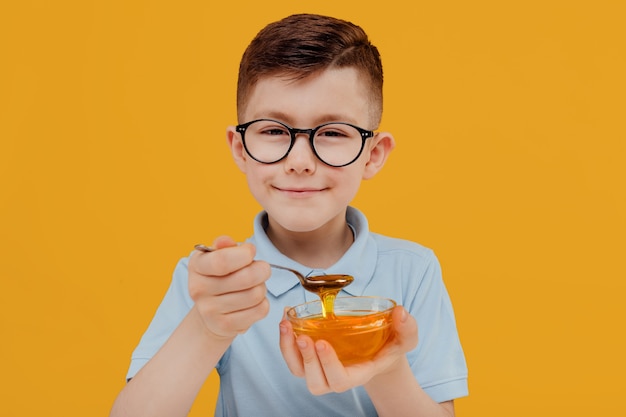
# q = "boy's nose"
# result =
<box><xmin>284</xmin><ymin>134</ymin><xmax>317</xmax><ymax>173</ymax></box>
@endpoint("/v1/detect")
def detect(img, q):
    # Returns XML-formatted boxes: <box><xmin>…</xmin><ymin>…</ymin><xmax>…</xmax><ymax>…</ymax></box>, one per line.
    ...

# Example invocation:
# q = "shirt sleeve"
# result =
<box><xmin>126</xmin><ymin>257</ymin><xmax>194</xmax><ymax>380</ymax></box>
<box><xmin>406</xmin><ymin>250</ymin><xmax>469</xmax><ymax>402</ymax></box>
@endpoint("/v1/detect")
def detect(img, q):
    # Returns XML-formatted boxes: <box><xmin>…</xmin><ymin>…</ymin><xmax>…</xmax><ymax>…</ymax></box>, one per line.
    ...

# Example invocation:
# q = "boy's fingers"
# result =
<box><xmin>279</xmin><ymin>320</ymin><xmax>305</xmax><ymax>377</ymax></box>
<box><xmin>212</xmin><ymin>235</ymin><xmax>238</xmax><ymax>250</ymax></box>
<box><xmin>192</xmin><ymin>241</ymin><xmax>257</xmax><ymax>276</ymax></box>
<box><xmin>390</xmin><ymin>306</ymin><xmax>418</xmax><ymax>351</ymax></box>
<box><xmin>314</xmin><ymin>341</ymin><xmax>353</xmax><ymax>393</ymax></box>
<box><xmin>296</xmin><ymin>336</ymin><xmax>330</xmax><ymax>395</ymax></box>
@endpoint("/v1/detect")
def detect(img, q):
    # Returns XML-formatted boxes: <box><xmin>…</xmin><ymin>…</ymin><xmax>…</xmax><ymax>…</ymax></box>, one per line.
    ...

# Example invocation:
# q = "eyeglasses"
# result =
<box><xmin>236</xmin><ymin>119</ymin><xmax>375</xmax><ymax>167</ymax></box>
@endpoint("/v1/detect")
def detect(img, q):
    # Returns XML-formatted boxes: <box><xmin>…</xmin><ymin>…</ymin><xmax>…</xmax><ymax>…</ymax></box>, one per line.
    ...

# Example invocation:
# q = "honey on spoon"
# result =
<box><xmin>194</xmin><ymin>244</ymin><xmax>353</xmax><ymax>318</ymax></box>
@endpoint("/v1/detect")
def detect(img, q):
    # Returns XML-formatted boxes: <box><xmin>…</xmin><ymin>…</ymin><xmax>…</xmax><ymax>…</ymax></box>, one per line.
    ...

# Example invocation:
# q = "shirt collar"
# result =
<box><xmin>249</xmin><ymin>207</ymin><xmax>378</xmax><ymax>298</ymax></box>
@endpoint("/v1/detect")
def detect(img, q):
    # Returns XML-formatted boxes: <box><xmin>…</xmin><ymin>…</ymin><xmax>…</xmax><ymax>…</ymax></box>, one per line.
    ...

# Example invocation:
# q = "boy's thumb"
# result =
<box><xmin>212</xmin><ymin>235</ymin><xmax>238</xmax><ymax>249</ymax></box>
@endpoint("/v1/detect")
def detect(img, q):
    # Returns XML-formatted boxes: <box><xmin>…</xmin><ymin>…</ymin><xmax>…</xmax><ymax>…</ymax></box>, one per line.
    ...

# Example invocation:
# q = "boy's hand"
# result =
<box><xmin>279</xmin><ymin>305</ymin><xmax>418</xmax><ymax>395</ymax></box>
<box><xmin>188</xmin><ymin>236</ymin><xmax>271</xmax><ymax>340</ymax></box>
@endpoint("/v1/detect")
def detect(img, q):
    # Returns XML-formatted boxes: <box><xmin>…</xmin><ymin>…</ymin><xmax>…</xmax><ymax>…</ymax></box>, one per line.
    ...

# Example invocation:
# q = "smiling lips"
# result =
<box><xmin>273</xmin><ymin>185</ymin><xmax>327</xmax><ymax>197</ymax></box>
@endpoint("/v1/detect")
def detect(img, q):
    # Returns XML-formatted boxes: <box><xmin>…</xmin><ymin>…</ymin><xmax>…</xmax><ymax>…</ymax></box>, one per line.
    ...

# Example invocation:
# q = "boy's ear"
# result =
<box><xmin>226</xmin><ymin>126</ymin><xmax>247</xmax><ymax>173</ymax></box>
<box><xmin>362</xmin><ymin>131</ymin><xmax>395</xmax><ymax>179</ymax></box>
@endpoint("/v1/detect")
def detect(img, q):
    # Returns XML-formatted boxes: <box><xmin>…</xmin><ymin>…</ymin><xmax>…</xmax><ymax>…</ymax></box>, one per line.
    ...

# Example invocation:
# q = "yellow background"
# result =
<box><xmin>1</xmin><ymin>0</ymin><xmax>624</xmax><ymax>415</ymax></box>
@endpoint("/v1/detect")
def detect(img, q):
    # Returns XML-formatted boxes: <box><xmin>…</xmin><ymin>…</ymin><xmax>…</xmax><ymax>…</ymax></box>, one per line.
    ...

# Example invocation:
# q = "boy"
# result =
<box><xmin>110</xmin><ymin>13</ymin><xmax>467</xmax><ymax>417</ymax></box>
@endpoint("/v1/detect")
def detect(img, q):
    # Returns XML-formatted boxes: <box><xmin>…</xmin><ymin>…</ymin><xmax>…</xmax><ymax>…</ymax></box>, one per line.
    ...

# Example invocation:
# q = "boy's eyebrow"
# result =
<box><xmin>252</xmin><ymin>111</ymin><xmax>361</xmax><ymax>127</ymax></box>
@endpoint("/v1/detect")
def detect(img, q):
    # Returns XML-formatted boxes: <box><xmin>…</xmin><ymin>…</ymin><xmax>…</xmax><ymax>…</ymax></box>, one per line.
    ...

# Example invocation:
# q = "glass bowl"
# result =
<box><xmin>286</xmin><ymin>296</ymin><xmax>396</xmax><ymax>365</ymax></box>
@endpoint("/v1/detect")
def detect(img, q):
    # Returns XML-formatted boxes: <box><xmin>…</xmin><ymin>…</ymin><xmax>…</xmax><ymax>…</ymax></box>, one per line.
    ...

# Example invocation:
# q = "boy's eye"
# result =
<box><xmin>317</xmin><ymin>127</ymin><xmax>350</xmax><ymax>138</ymax></box>
<box><xmin>320</xmin><ymin>130</ymin><xmax>341</xmax><ymax>137</ymax></box>
<box><xmin>255</xmin><ymin>124</ymin><xmax>289</xmax><ymax>136</ymax></box>
<box><xmin>263</xmin><ymin>128</ymin><xmax>289</xmax><ymax>136</ymax></box>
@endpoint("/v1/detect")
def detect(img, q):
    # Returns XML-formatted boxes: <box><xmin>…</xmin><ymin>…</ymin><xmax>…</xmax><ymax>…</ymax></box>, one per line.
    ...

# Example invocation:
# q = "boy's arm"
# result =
<box><xmin>280</xmin><ymin>306</ymin><xmax>455</xmax><ymax>417</ymax></box>
<box><xmin>110</xmin><ymin>306</ymin><xmax>232</xmax><ymax>417</ymax></box>
<box><xmin>110</xmin><ymin>238</ymin><xmax>270</xmax><ymax>417</ymax></box>
<box><xmin>364</xmin><ymin>357</ymin><xmax>455</xmax><ymax>417</ymax></box>
<box><xmin>364</xmin><ymin>307</ymin><xmax>455</xmax><ymax>416</ymax></box>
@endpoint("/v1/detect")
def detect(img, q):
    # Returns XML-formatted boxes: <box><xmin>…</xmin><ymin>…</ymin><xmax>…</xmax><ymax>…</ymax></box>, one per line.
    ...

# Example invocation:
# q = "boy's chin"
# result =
<box><xmin>266</xmin><ymin>211</ymin><xmax>339</xmax><ymax>235</ymax></box>
<box><xmin>270</xmin><ymin>218</ymin><xmax>324</xmax><ymax>234</ymax></box>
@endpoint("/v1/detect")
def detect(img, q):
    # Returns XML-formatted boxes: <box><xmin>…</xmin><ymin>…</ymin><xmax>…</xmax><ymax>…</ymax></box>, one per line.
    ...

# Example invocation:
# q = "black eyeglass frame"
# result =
<box><xmin>235</xmin><ymin>118</ymin><xmax>375</xmax><ymax>168</ymax></box>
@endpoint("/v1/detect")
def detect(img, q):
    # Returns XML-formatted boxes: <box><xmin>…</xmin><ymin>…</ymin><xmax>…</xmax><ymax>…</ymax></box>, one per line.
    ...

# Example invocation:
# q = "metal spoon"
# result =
<box><xmin>194</xmin><ymin>243</ymin><xmax>353</xmax><ymax>318</ymax></box>
<box><xmin>193</xmin><ymin>244</ymin><xmax>354</xmax><ymax>291</ymax></box>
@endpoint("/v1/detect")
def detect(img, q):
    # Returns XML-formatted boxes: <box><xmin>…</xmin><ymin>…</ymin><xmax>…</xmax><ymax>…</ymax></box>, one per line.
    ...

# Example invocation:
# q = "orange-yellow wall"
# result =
<box><xmin>1</xmin><ymin>1</ymin><xmax>624</xmax><ymax>415</ymax></box>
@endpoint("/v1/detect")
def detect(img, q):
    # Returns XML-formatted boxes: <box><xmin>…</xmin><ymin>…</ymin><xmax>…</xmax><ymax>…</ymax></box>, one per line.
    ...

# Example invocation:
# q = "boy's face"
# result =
<box><xmin>227</xmin><ymin>67</ymin><xmax>394</xmax><ymax>235</ymax></box>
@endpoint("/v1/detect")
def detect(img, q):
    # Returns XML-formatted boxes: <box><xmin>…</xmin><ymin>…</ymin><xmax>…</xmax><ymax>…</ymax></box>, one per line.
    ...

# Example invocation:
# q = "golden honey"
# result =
<box><xmin>287</xmin><ymin>297</ymin><xmax>396</xmax><ymax>365</ymax></box>
<box><xmin>300</xmin><ymin>274</ymin><xmax>353</xmax><ymax>318</ymax></box>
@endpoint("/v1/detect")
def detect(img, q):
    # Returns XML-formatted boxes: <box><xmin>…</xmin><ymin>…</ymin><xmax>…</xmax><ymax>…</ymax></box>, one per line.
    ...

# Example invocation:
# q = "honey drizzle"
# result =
<box><xmin>301</xmin><ymin>274</ymin><xmax>354</xmax><ymax>319</ymax></box>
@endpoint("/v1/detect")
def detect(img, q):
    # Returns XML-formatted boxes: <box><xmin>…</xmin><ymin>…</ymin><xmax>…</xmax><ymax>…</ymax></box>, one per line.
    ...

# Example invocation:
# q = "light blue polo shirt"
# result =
<box><xmin>127</xmin><ymin>207</ymin><xmax>468</xmax><ymax>416</ymax></box>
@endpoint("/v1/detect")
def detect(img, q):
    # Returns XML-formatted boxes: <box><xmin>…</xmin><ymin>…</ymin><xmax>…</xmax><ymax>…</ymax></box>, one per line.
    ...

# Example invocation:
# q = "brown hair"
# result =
<box><xmin>237</xmin><ymin>14</ymin><xmax>384</xmax><ymax>127</ymax></box>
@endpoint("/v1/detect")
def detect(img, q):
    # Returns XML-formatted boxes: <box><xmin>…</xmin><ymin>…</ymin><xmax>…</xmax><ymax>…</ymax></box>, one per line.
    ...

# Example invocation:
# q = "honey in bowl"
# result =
<box><xmin>287</xmin><ymin>296</ymin><xmax>396</xmax><ymax>365</ymax></box>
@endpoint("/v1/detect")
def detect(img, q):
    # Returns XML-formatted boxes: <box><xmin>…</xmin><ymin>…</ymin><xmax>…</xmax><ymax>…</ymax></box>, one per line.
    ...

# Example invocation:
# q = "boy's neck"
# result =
<box><xmin>265</xmin><ymin>215</ymin><xmax>354</xmax><ymax>269</ymax></box>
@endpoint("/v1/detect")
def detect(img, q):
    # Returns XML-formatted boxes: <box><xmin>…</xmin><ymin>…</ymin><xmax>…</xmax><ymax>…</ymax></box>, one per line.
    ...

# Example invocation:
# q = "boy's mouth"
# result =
<box><xmin>273</xmin><ymin>185</ymin><xmax>327</xmax><ymax>196</ymax></box>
